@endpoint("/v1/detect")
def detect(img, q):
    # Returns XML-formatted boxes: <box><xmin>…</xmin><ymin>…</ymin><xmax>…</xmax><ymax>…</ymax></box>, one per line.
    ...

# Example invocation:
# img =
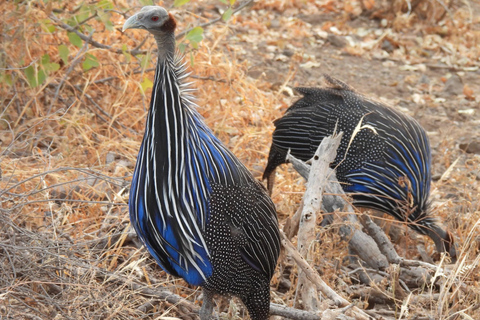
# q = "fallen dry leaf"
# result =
<box><xmin>464</xmin><ymin>84</ymin><xmax>475</xmax><ymax>100</ymax></box>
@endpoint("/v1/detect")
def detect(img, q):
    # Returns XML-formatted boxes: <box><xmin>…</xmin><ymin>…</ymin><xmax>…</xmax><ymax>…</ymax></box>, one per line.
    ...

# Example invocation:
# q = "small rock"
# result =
<box><xmin>442</xmin><ymin>74</ymin><xmax>463</xmax><ymax>96</ymax></box>
<box><xmin>298</xmin><ymin>13</ymin><xmax>332</xmax><ymax>25</ymax></box>
<box><xmin>315</xmin><ymin>29</ymin><xmax>328</xmax><ymax>39</ymax></box>
<box><xmin>270</xmin><ymin>19</ymin><xmax>280</xmax><ymax>29</ymax></box>
<box><xmin>459</xmin><ymin>140</ymin><xmax>480</xmax><ymax>154</ymax></box>
<box><xmin>327</xmin><ymin>34</ymin><xmax>347</xmax><ymax>48</ymax></box>
<box><xmin>247</xmin><ymin>69</ymin><xmax>263</xmax><ymax>79</ymax></box>
<box><xmin>418</xmin><ymin>74</ymin><xmax>430</xmax><ymax>84</ymax></box>
<box><xmin>381</xmin><ymin>39</ymin><xmax>395</xmax><ymax>53</ymax></box>
<box><xmin>117</xmin><ymin>160</ymin><xmax>133</xmax><ymax>168</ymax></box>
<box><xmin>458</xmin><ymin>109</ymin><xmax>475</xmax><ymax>115</ymax></box>
<box><xmin>274</xmin><ymin>54</ymin><xmax>289</xmax><ymax>62</ymax></box>
<box><xmin>300</xmin><ymin>61</ymin><xmax>321</xmax><ymax>69</ymax></box>
<box><xmin>106</xmin><ymin>152</ymin><xmax>117</xmax><ymax>165</ymax></box>
<box><xmin>283</xmin><ymin>49</ymin><xmax>294</xmax><ymax>57</ymax></box>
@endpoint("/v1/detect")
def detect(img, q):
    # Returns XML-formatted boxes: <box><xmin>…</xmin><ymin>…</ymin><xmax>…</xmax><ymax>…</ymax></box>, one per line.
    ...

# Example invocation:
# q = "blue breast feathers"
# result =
<box><xmin>129</xmin><ymin>117</ymin><xmax>241</xmax><ymax>286</ymax></box>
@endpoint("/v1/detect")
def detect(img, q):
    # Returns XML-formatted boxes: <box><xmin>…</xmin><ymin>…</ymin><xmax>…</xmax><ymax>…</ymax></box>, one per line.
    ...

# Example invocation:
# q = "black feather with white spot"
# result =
<box><xmin>264</xmin><ymin>75</ymin><xmax>456</xmax><ymax>260</ymax></box>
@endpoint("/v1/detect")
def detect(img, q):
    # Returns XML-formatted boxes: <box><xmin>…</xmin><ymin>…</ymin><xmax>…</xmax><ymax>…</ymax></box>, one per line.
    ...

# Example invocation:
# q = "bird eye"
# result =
<box><xmin>151</xmin><ymin>16</ymin><xmax>159</xmax><ymax>22</ymax></box>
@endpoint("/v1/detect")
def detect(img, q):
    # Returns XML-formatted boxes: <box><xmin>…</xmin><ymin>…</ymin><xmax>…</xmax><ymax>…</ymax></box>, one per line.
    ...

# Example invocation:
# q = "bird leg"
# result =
<box><xmin>199</xmin><ymin>288</ymin><xmax>215</xmax><ymax>320</ymax></box>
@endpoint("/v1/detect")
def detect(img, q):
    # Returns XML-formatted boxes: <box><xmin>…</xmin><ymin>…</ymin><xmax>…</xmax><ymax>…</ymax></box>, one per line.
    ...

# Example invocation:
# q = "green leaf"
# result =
<box><xmin>218</xmin><ymin>0</ymin><xmax>228</xmax><ymax>4</ymax></box>
<box><xmin>121</xmin><ymin>44</ymin><xmax>131</xmax><ymax>62</ymax></box>
<box><xmin>41</xmin><ymin>54</ymin><xmax>51</xmax><ymax>65</ymax></box>
<box><xmin>58</xmin><ymin>45</ymin><xmax>69</xmax><ymax>64</ymax></box>
<box><xmin>97</xmin><ymin>0</ymin><xmax>113</xmax><ymax>10</ymax></box>
<box><xmin>41</xmin><ymin>19</ymin><xmax>56</xmax><ymax>33</ymax></box>
<box><xmin>45</xmin><ymin>62</ymin><xmax>60</xmax><ymax>72</ymax></box>
<box><xmin>222</xmin><ymin>7</ymin><xmax>233</xmax><ymax>22</ymax></box>
<box><xmin>0</xmin><ymin>73</ymin><xmax>13</xmax><ymax>86</ymax></box>
<box><xmin>139</xmin><ymin>52</ymin><xmax>151</xmax><ymax>69</ymax></box>
<box><xmin>140</xmin><ymin>77</ymin><xmax>153</xmax><ymax>94</ymax></box>
<box><xmin>139</xmin><ymin>0</ymin><xmax>154</xmax><ymax>5</ymax></box>
<box><xmin>65</xmin><ymin>17</ymin><xmax>77</xmax><ymax>27</ymax></box>
<box><xmin>25</xmin><ymin>65</ymin><xmax>37</xmax><ymax>87</ymax></box>
<box><xmin>178</xmin><ymin>43</ymin><xmax>186</xmax><ymax>54</ymax></box>
<box><xmin>99</xmin><ymin>11</ymin><xmax>114</xmax><ymax>31</ymax></box>
<box><xmin>37</xmin><ymin>69</ymin><xmax>47</xmax><ymax>86</ymax></box>
<box><xmin>185</xmin><ymin>27</ymin><xmax>204</xmax><ymax>49</ymax></box>
<box><xmin>68</xmin><ymin>32</ymin><xmax>83</xmax><ymax>48</ymax></box>
<box><xmin>75</xmin><ymin>5</ymin><xmax>91</xmax><ymax>24</ymax></box>
<box><xmin>174</xmin><ymin>0</ymin><xmax>191</xmax><ymax>7</ymax></box>
<box><xmin>82</xmin><ymin>53</ymin><xmax>99</xmax><ymax>71</ymax></box>
<box><xmin>41</xmin><ymin>54</ymin><xmax>60</xmax><ymax>72</ymax></box>
<box><xmin>83</xmin><ymin>25</ymin><xmax>94</xmax><ymax>33</ymax></box>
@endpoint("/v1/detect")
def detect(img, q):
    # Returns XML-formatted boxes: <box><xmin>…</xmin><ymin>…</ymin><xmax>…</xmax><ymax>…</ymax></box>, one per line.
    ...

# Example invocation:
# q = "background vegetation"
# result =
<box><xmin>1</xmin><ymin>0</ymin><xmax>479</xmax><ymax>319</ymax></box>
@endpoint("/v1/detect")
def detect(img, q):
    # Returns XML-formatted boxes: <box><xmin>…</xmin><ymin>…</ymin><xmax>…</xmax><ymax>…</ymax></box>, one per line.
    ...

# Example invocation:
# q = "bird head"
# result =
<box><xmin>123</xmin><ymin>6</ymin><xmax>176</xmax><ymax>35</ymax></box>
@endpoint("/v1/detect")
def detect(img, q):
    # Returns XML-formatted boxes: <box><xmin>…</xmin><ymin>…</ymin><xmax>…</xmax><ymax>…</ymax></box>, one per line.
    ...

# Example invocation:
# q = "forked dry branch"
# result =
<box><xmin>282</xmin><ymin>132</ymin><xmax>475</xmax><ymax>319</ymax></box>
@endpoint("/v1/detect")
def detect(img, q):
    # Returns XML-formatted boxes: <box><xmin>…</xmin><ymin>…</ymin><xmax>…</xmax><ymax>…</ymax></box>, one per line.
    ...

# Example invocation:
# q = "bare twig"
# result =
<box><xmin>1</xmin><ymin>167</ymin><xmax>126</xmax><ymax>194</ymax></box>
<box><xmin>48</xmin><ymin>14</ymin><xmax>147</xmax><ymax>56</ymax></box>
<box><xmin>433</xmin><ymin>0</ymin><xmax>456</xmax><ymax>25</ymax></box>
<box><xmin>49</xmin><ymin>30</ymin><xmax>94</xmax><ymax>114</ymax></box>
<box><xmin>176</xmin><ymin>0</ymin><xmax>255</xmax><ymax>39</ymax></box>
<box><xmin>269</xmin><ymin>303</ymin><xmax>321</xmax><ymax>320</ymax></box>
<box><xmin>72</xmin><ymin>84</ymin><xmax>140</xmax><ymax>136</ymax></box>
<box><xmin>280</xmin><ymin>231</ymin><xmax>349</xmax><ymax>307</ymax></box>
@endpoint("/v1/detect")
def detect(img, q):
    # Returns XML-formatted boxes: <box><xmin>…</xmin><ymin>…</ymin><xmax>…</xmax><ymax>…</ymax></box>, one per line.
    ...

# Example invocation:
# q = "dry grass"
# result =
<box><xmin>1</xmin><ymin>0</ymin><xmax>480</xmax><ymax>319</ymax></box>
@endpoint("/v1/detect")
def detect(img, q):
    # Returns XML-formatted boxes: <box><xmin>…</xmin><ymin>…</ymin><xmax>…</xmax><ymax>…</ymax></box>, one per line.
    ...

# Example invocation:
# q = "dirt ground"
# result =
<box><xmin>1</xmin><ymin>0</ymin><xmax>480</xmax><ymax>319</ymax></box>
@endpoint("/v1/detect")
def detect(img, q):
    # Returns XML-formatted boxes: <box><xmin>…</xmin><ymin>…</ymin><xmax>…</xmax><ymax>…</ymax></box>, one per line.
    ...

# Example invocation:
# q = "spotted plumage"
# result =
<box><xmin>264</xmin><ymin>75</ymin><xmax>455</xmax><ymax>261</ymax></box>
<box><xmin>123</xmin><ymin>6</ymin><xmax>280</xmax><ymax>320</ymax></box>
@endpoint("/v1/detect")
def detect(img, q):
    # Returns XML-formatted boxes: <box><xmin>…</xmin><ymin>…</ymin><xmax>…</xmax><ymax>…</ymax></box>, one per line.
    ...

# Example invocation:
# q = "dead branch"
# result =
<box><xmin>339</xmin><ymin>213</ymin><xmax>390</xmax><ymax>270</ymax></box>
<box><xmin>361</xmin><ymin>214</ymin><xmax>402</xmax><ymax>264</ymax></box>
<box><xmin>295</xmin><ymin>133</ymin><xmax>344</xmax><ymax>311</ymax></box>
<box><xmin>284</xmin><ymin>199</ymin><xmax>303</xmax><ymax>239</ymax></box>
<box><xmin>270</xmin><ymin>303</ymin><xmax>321</xmax><ymax>320</ymax></box>
<box><xmin>286</xmin><ymin>138</ymin><xmax>390</xmax><ymax>271</ymax></box>
<box><xmin>281</xmin><ymin>231</ymin><xmax>349</xmax><ymax>307</ymax></box>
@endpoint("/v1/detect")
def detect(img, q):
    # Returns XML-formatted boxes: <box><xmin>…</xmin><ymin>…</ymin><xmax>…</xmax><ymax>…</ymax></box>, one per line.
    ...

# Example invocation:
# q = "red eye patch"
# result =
<box><xmin>151</xmin><ymin>16</ymin><xmax>159</xmax><ymax>21</ymax></box>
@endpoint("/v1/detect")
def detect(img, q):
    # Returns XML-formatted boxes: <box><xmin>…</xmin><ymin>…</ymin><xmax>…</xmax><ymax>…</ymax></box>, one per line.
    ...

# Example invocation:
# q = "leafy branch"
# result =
<box><xmin>48</xmin><ymin>14</ymin><xmax>147</xmax><ymax>56</ymax></box>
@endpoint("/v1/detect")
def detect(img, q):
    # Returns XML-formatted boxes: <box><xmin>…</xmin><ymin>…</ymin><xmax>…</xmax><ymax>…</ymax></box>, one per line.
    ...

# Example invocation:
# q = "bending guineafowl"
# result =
<box><xmin>264</xmin><ymin>74</ymin><xmax>455</xmax><ymax>261</ymax></box>
<box><xmin>123</xmin><ymin>7</ymin><xmax>281</xmax><ymax>319</ymax></box>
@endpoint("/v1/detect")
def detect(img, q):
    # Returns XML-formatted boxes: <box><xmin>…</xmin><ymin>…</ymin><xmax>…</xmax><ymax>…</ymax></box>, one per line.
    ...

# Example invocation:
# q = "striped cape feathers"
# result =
<box><xmin>130</xmin><ymin>55</ymin><xmax>279</xmax><ymax>285</ymax></box>
<box><xmin>266</xmin><ymin>75</ymin><xmax>432</xmax><ymax>232</ymax></box>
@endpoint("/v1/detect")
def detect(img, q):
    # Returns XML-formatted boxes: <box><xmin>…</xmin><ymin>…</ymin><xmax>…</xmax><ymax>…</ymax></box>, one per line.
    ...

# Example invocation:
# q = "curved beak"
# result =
<box><xmin>123</xmin><ymin>14</ymin><xmax>141</xmax><ymax>32</ymax></box>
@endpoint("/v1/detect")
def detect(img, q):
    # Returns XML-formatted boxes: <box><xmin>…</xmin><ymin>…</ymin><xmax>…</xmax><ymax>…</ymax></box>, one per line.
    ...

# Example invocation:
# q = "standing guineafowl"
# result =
<box><xmin>123</xmin><ymin>7</ymin><xmax>281</xmax><ymax>319</ymax></box>
<box><xmin>264</xmin><ymin>75</ymin><xmax>455</xmax><ymax>261</ymax></box>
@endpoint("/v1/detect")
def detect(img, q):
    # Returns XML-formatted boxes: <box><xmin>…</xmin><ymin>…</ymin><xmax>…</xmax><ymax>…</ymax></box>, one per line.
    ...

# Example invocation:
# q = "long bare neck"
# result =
<box><xmin>154</xmin><ymin>32</ymin><xmax>176</xmax><ymax>62</ymax></box>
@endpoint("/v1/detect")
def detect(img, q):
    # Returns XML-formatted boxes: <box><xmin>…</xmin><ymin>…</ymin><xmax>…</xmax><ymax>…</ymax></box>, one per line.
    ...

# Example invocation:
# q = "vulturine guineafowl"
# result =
<box><xmin>123</xmin><ymin>7</ymin><xmax>281</xmax><ymax>320</ymax></box>
<box><xmin>263</xmin><ymin>75</ymin><xmax>456</xmax><ymax>261</ymax></box>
